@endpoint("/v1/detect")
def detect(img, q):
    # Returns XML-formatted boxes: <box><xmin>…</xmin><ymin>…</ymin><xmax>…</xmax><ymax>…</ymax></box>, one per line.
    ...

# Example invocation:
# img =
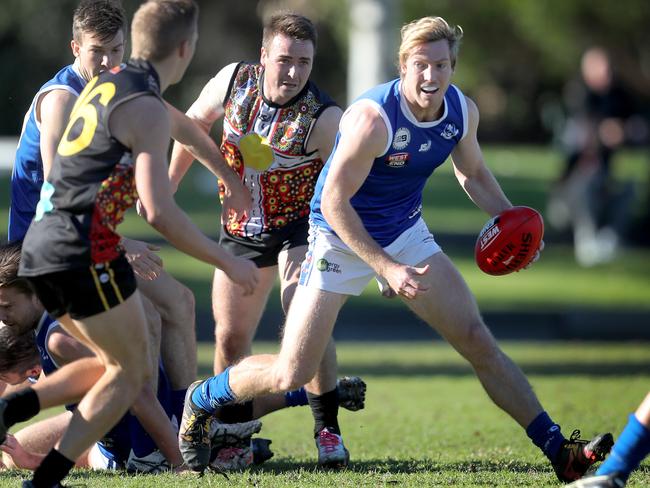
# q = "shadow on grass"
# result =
<box><xmin>197</xmin><ymin>361</ymin><xmax>650</xmax><ymax>380</ymax></box>
<box><xmin>335</xmin><ymin>361</ymin><xmax>650</xmax><ymax>378</ymax></box>
<box><xmin>251</xmin><ymin>457</ymin><xmax>547</xmax><ymax>476</ymax></box>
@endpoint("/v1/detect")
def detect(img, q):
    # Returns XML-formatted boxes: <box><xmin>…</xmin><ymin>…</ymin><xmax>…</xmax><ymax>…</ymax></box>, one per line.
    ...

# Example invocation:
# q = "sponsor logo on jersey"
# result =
<box><xmin>316</xmin><ymin>258</ymin><xmax>341</xmax><ymax>273</ymax></box>
<box><xmin>408</xmin><ymin>204</ymin><xmax>422</xmax><ymax>220</ymax></box>
<box><xmin>440</xmin><ymin>123</ymin><xmax>459</xmax><ymax>140</ymax></box>
<box><xmin>392</xmin><ymin>127</ymin><xmax>411</xmax><ymax>150</ymax></box>
<box><xmin>385</xmin><ymin>152</ymin><xmax>409</xmax><ymax>168</ymax></box>
<box><xmin>419</xmin><ymin>140</ymin><xmax>432</xmax><ymax>152</ymax></box>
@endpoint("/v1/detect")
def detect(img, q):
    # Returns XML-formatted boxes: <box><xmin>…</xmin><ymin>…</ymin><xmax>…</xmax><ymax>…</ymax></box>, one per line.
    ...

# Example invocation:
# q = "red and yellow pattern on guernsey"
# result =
<box><xmin>220</xmin><ymin>64</ymin><xmax>328</xmax><ymax>236</ymax></box>
<box><xmin>89</xmin><ymin>162</ymin><xmax>137</xmax><ymax>263</ymax></box>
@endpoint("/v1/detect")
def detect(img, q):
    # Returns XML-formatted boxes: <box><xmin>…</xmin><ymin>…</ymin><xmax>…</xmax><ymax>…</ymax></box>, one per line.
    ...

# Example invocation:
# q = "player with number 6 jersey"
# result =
<box><xmin>20</xmin><ymin>61</ymin><xmax>158</xmax><ymax>274</ymax></box>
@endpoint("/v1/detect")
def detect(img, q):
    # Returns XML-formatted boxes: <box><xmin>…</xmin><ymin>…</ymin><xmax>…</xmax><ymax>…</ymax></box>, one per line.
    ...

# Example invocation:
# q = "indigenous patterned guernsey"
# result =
<box><xmin>19</xmin><ymin>60</ymin><xmax>160</xmax><ymax>275</ymax></box>
<box><xmin>9</xmin><ymin>65</ymin><xmax>86</xmax><ymax>242</ymax></box>
<box><xmin>220</xmin><ymin>62</ymin><xmax>335</xmax><ymax>237</ymax></box>
<box><xmin>311</xmin><ymin>79</ymin><xmax>468</xmax><ymax>247</ymax></box>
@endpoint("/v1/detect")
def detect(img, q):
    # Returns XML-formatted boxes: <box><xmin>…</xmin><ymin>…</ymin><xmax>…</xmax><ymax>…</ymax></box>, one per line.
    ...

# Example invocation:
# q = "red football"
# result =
<box><xmin>474</xmin><ymin>206</ymin><xmax>544</xmax><ymax>276</ymax></box>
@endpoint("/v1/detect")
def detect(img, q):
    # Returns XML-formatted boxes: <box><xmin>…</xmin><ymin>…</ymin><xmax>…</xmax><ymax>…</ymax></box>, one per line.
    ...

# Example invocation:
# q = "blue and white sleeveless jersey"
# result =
<box><xmin>311</xmin><ymin>79</ymin><xmax>468</xmax><ymax>246</ymax></box>
<box><xmin>8</xmin><ymin>64</ymin><xmax>85</xmax><ymax>241</ymax></box>
<box><xmin>34</xmin><ymin>312</ymin><xmax>63</xmax><ymax>376</ymax></box>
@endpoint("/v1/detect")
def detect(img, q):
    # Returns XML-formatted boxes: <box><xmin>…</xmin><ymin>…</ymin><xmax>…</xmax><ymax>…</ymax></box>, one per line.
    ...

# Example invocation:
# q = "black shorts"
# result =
<box><xmin>219</xmin><ymin>219</ymin><xmax>309</xmax><ymax>268</ymax></box>
<box><xmin>28</xmin><ymin>254</ymin><xmax>137</xmax><ymax>320</ymax></box>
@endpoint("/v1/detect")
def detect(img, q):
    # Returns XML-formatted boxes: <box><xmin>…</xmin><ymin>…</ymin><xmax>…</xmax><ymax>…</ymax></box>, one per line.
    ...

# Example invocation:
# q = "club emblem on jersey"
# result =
<box><xmin>440</xmin><ymin>123</ymin><xmax>459</xmax><ymax>140</ymax></box>
<box><xmin>385</xmin><ymin>152</ymin><xmax>409</xmax><ymax>168</ymax></box>
<box><xmin>418</xmin><ymin>140</ymin><xmax>432</xmax><ymax>152</ymax></box>
<box><xmin>392</xmin><ymin>127</ymin><xmax>411</xmax><ymax>150</ymax></box>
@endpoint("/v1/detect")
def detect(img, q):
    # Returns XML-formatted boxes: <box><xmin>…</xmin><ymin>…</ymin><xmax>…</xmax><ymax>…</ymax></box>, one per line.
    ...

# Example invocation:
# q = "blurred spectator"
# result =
<box><xmin>547</xmin><ymin>47</ymin><xmax>639</xmax><ymax>266</ymax></box>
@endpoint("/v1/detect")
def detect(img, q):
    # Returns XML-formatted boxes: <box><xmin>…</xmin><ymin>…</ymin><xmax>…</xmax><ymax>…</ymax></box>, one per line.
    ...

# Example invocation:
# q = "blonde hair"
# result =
<box><xmin>399</xmin><ymin>17</ymin><xmax>463</xmax><ymax>69</ymax></box>
<box><xmin>131</xmin><ymin>0</ymin><xmax>198</xmax><ymax>62</ymax></box>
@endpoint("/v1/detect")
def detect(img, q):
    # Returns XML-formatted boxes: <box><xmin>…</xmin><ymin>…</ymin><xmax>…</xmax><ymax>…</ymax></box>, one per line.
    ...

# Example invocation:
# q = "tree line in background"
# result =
<box><xmin>1</xmin><ymin>0</ymin><xmax>649</xmax><ymax>142</ymax></box>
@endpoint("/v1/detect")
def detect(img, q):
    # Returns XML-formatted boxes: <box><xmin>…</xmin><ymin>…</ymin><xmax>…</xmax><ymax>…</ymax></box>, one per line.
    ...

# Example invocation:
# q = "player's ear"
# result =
<box><xmin>28</xmin><ymin>366</ymin><xmax>41</xmax><ymax>379</ymax></box>
<box><xmin>260</xmin><ymin>46</ymin><xmax>267</xmax><ymax>67</ymax></box>
<box><xmin>71</xmin><ymin>39</ymin><xmax>81</xmax><ymax>58</ymax></box>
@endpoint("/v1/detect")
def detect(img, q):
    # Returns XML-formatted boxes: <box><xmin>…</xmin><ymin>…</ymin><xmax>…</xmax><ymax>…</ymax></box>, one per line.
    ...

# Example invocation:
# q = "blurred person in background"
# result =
<box><xmin>547</xmin><ymin>46</ymin><xmax>642</xmax><ymax>266</ymax></box>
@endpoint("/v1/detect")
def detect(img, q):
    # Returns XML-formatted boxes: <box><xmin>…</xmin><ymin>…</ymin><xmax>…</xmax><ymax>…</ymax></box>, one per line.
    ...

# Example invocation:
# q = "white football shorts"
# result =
<box><xmin>87</xmin><ymin>442</ymin><xmax>121</xmax><ymax>470</ymax></box>
<box><xmin>299</xmin><ymin>217</ymin><xmax>442</xmax><ymax>296</ymax></box>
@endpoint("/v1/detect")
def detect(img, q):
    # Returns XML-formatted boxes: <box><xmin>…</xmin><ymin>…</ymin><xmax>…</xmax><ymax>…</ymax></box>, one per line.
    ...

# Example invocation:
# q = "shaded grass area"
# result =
<box><xmin>1</xmin><ymin>147</ymin><xmax>649</xmax><ymax>311</ymax></box>
<box><xmin>4</xmin><ymin>341</ymin><xmax>650</xmax><ymax>487</ymax></box>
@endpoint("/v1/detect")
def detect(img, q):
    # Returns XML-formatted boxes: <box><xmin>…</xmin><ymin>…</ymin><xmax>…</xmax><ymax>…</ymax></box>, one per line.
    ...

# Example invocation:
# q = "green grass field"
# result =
<box><xmin>1</xmin><ymin>145</ymin><xmax>649</xmax><ymax>316</ymax></box>
<box><xmin>1</xmin><ymin>146</ymin><xmax>649</xmax><ymax>485</ymax></box>
<box><xmin>2</xmin><ymin>341</ymin><xmax>650</xmax><ymax>487</ymax></box>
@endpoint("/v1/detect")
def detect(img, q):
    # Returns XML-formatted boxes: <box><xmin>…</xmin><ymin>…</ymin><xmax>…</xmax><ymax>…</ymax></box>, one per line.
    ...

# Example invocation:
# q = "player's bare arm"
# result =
<box><xmin>450</xmin><ymin>97</ymin><xmax>511</xmax><ymax>216</ymax></box>
<box><xmin>38</xmin><ymin>89</ymin><xmax>77</xmax><ymax>179</ymax></box>
<box><xmin>321</xmin><ymin>104</ymin><xmax>429</xmax><ymax>299</ymax></box>
<box><xmin>110</xmin><ymin>95</ymin><xmax>259</xmax><ymax>295</ymax></box>
<box><xmin>168</xmin><ymin>63</ymin><xmax>251</xmax><ymax>218</ymax></box>
<box><xmin>305</xmin><ymin>105</ymin><xmax>343</xmax><ymax>159</ymax></box>
<box><xmin>452</xmin><ymin>97</ymin><xmax>543</xmax><ymax>265</ymax></box>
<box><xmin>168</xmin><ymin>64</ymin><xmax>234</xmax><ymax>185</ymax></box>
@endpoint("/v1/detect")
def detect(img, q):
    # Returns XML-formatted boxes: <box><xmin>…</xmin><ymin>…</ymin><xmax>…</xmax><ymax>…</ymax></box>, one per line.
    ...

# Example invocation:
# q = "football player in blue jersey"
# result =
<box><xmin>180</xmin><ymin>16</ymin><xmax>614</xmax><ymax>481</ymax></box>
<box><xmin>170</xmin><ymin>12</ymin><xmax>367</xmax><ymax>471</ymax></box>
<box><xmin>9</xmin><ymin>0</ymin><xmax>126</xmax><ymax>242</ymax></box>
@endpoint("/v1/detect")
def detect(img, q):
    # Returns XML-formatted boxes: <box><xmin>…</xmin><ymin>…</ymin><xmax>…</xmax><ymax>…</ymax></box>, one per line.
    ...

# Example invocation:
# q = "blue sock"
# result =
<box><xmin>128</xmin><ymin>414</ymin><xmax>156</xmax><ymax>458</ymax></box>
<box><xmin>285</xmin><ymin>387</ymin><xmax>308</xmax><ymax>407</ymax></box>
<box><xmin>191</xmin><ymin>367</ymin><xmax>236</xmax><ymax>414</ymax></box>
<box><xmin>597</xmin><ymin>413</ymin><xmax>650</xmax><ymax>481</ymax></box>
<box><xmin>526</xmin><ymin>411</ymin><xmax>566</xmax><ymax>462</ymax></box>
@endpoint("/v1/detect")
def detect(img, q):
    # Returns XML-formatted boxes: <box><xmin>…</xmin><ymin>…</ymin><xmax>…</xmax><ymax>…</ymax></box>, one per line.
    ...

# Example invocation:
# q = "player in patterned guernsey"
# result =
<box><xmin>170</xmin><ymin>12</ymin><xmax>355</xmax><ymax>470</ymax></box>
<box><xmin>0</xmin><ymin>2</ymin><xmax>259</xmax><ymax>487</ymax></box>
<box><xmin>179</xmin><ymin>16</ymin><xmax>613</xmax><ymax>481</ymax></box>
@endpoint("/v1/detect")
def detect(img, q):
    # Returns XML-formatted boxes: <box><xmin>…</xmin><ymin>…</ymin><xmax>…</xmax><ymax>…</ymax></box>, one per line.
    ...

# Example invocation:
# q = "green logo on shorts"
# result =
<box><xmin>316</xmin><ymin>259</ymin><xmax>328</xmax><ymax>271</ymax></box>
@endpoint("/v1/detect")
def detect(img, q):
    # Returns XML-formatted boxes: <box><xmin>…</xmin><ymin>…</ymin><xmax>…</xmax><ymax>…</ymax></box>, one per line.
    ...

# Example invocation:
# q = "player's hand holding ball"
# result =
<box><xmin>475</xmin><ymin>206</ymin><xmax>544</xmax><ymax>275</ymax></box>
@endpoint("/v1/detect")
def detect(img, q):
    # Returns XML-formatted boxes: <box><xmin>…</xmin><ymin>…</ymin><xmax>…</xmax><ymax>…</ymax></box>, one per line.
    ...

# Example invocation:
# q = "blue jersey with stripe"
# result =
<box><xmin>8</xmin><ymin>64</ymin><xmax>85</xmax><ymax>242</ymax></box>
<box><xmin>34</xmin><ymin>312</ymin><xmax>64</xmax><ymax>377</ymax></box>
<box><xmin>311</xmin><ymin>79</ymin><xmax>468</xmax><ymax>246</ymax></box>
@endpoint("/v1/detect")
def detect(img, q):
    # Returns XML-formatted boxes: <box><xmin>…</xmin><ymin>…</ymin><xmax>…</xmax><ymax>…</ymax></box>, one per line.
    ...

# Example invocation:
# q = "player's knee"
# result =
<box><xmin>168</xmin><ymin>284</ymin><xmax>195</xmax><ymax>325</ymax></box>
<box><xmin>456</xmin><ymin>319</ymin><xmax>498</xmax><ymax>362</ymax></box>
<box><xmin>177</xmin><ymin>284</ymin><xmax>195</xmax><ymax>322</ymax></box>
<box><xmin>215</xmin><ymin>328</ymin><xmax>250</xmax><ymax>365</ymax></box>
<box><xmin>272</xmin><ymin>365</ymin><xmax>315</xmax><ymax>392</ymax></box>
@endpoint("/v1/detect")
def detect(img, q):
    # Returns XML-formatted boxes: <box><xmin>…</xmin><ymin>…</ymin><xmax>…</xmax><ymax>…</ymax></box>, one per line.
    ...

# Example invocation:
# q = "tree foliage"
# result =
<box><xmin>0</xmin><ymin>0</ymin><xmax>648</xmax><ymax>141</ymax></box>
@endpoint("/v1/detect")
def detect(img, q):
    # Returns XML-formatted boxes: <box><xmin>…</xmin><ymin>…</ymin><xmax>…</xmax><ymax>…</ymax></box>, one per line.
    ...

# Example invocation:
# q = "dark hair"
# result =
<box><xmin>0</xmin><ymin>241</ymin><xmax>33</xmax><ymax>296</ymax></box>
<box><xmin>0</xmin><ymin>326</ymin><xmax>40</xmax><ymax>376</ymax></box>
<box><xmin>131</xmin><ymin>0</ymin><xmax>199</xmax><ymax>62</ymax></box>
<box><xmin>72</xmin><ymin>0</ymin><xmax>127</xmax><ymax>43</ymax></box>
<box><xmin>262</xmin><ymin>12</ymin><xmax>317</xmax><ymax>53</ymax></box>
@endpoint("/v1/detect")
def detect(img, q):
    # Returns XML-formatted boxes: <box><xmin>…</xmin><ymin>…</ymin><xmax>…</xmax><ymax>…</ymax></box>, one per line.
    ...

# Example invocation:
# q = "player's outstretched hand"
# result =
<box><xmin>522</xmin><ymin>239</ymin><xmax>545</xmax><ymax>271</ymax></box>
<box><xmin>384</xmin><ymin>263</ymin><xmax>430</xmax><ymax>300</ymax></box>
<box><xmin>0</xmin><ymin>433</ymin><xmax>39</xmax><ymax>470</ymax></box>
<box><xmin>122</xmin><ymin>237</ymin><xmax>164</xmax><ymax>281</ymax></box>
<box><xmin>224</xmin><ymin>256</ymin><xmax>260</xmax><ymax>296</ymax></box>
<box><xmin>222</xmin><ymin>179</ymin><xmax>252</xmax><ymax>224</ymax></box>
